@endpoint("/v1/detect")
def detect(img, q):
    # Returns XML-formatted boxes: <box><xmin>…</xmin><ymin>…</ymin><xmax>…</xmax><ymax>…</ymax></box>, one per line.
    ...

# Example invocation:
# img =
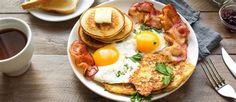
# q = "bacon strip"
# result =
<box><xmin>159</xmin><ymin>4</ymin><xmax>190</xmax><ymax>62</ymax></box>
<box><xmin>128</xmin><ymin>1</ymin><xmax>162</xmax><ymax>29</ymax></box>
<box><xmin>70</xmin><ymin>40</ymin><xmax>98</xmax><ymax>78</ymax></box>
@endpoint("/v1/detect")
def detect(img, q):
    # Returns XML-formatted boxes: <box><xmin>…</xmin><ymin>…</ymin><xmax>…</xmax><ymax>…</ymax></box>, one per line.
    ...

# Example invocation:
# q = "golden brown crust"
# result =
<box><xmin>21</xmin><ymin>0</ymin><xmax>79</xmax><ymax>14</ymax></box>
<box><xmin>129</xmin><ymin>59</ymin><xmax>167</xmax><ymax>96</ymax></box>
<box><xmin>103</xmin><ymin>83</ymin><xmax>136</xmax><ymax>95</ymax></box>
<box><xmin>78</xmin><ymin>27</ymin><xmax>107</xmax><ymax>49</ymax></box>
<box><xmin>40</xmin><ymin>7</ymin><xmax>76</xmax><ymax>14</ymax></box>
<box><xmin>21</xmin><ymin>0</ymin><xmax>46</xmax><ymax>9</ymax></box>
<box><xmin>40</xmin><ymin>0</ymin><xmax>79</xmax><ymax>14</ymax></box>
<box><xmin>163</xmin><ymin>62</ymin><xmax>195</xmax><ymax>92</ymax></box>
<box><xmin>102</xmin><ymin>61</ymin><xmax>195</xmax><ymax>96</ymax></box>
<box><xmin>129</xmin><ymin>50</ymin><xmax>196</xmax><ymax>96</ymax></box>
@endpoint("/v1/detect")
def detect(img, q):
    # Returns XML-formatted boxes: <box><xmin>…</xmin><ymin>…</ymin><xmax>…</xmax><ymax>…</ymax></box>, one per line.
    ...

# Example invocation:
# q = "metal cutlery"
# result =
<box><xmin>222</xmin><ymin>47</ymin><xmax>236</xmax><ymax>78</ymax></box>
<box><xmin>200</xmin><ymin>58</ymin><xmax>236</xmax><ymax>99</ymax></box>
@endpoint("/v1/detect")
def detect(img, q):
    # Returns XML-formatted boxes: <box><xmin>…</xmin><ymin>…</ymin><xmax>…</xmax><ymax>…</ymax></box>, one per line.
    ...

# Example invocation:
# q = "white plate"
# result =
<box><xmin>67</xmin><ymin>0</ymin><xmax>199</xmax><ymax>101</ymax></box>
<box><xmin>25</xmin><ymin>0</ymin><xmax>94</xmax><ymax>22</ymax></box>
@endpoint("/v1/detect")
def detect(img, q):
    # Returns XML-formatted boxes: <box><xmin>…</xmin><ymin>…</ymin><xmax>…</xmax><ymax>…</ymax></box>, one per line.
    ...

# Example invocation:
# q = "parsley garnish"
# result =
<box><xmin>115</xmin><ymin>71</ymin><xmax>124</xmax><ymax>77</ymax></box>
<box><xmin>140</xmin><ymin>24</ymin><xmax>150</xmax><ymax>31</ymax></box>
<box><xmin>124</xmin><ymin>64</ymin><xmax>129</xmax><ymax>70</ymax></box>
<box><xmin>144</xmin><ymin>95</ymin><xmax>152</xmax><ymax>102</ymax></box>
<box><xmin>129</xmin><ymin>53</ymin><xmax>143</xmax><ymax>62</ymax></box>
<box><xmin>153</xmin><ymin>28</ymin><xmax>163</xmax><ymax>33</ymax></box>
<box><xmin>162</xmin><ymin>76</ymin><xmax>172</xmax><ymax>85</ymax></box>
<box><xmin>131</xmin><ymin>92</ymin><xmax>142</xmax><ymax>102</ymax></box>
<box><xmin>131</xmin><ymin>92</ymin><xmax>152</xmax><ymax>102</ymax></box>
<box><xmin>133</xmin><ymin>29</ymin><xmax>138</xmax><ymax>34</ymax></box>
<box><xmin>155</xmin><ymin>63</ymin><xmax>173</xmax><ymax>85</ymax></box>
<box><xmin>155</xmin><ymin>63</ymin><xmax>168</xmax><ymax>75</ymax></box>
<box><xmin>166</xmin><ymin>66</ymin><xmax>173</xmax><ymax>75</ymax></box>
<box><xmin>140</xmin><ymin>24</ymin><xmax>162</xmax><ymax>33</ymax></box>
<box><xmin>155</xmin><ymin>63</ymin><xmax>172</xmax><ymax>76</ymax></box>
<box><xmin>115</xmin><ymin>64</ymin><xmax>130</xmax><ymax>77</ymax></box>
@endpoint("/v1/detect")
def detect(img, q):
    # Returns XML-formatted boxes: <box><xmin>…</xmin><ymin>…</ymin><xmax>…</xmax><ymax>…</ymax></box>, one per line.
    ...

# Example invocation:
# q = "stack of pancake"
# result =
<box><xmin>79</xmin><ymin>6</ymin><xmax>134</xmax><ymax>49</ymax></box>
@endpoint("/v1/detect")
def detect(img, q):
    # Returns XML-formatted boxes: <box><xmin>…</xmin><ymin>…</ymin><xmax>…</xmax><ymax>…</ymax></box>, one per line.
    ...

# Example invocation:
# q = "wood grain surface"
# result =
<box><xmin>0</xmin><ymin>0</ymin><xmax>236</xmax><ymax>102</ymax></box>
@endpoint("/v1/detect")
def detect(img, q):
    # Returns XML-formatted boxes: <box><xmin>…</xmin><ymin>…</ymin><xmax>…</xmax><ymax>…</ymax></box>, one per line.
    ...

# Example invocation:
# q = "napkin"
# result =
<box><xmin>156</xmin><ymin>0</ymin><xmax>222</xmax><ymax>60</ymax></box>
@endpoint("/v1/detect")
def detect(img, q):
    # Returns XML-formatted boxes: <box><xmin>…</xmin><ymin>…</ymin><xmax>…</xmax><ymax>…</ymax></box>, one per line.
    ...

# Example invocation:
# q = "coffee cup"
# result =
<box><xmin>0</xmin><ymin>17</ymin><xmax>33</xmax><ymax>76</ymax></box>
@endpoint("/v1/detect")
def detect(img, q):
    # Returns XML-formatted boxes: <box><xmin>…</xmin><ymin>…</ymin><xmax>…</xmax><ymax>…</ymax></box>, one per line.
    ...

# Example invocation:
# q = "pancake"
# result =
<box><xmin>78</xmin><ymin>27</ymin><xmax>107</xmax><ymax>49</ymax></box>
<box><xmin>94</xmin><ymin>14</ymin><xmax>134</xmax><ymax>43</ymax></box>
<box><xmin>80</xmin><ymin>6</ymin><xmax>125</xmax><ymax>39</ymax></box>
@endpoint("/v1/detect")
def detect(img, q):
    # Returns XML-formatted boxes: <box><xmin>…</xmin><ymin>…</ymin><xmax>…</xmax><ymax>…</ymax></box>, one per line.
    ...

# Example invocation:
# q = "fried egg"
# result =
<box><xmin>93</xmin><ymin>25</ymin><xmax>167</xmax><ymax>84</ymax></box>
<box><xmin>136</xmin><ymin>31</ymin><xmax>160</xmax><ymax>53</ymax></box>
<box><xmin>135</xmin><ymin>24</ymin><xmax>166</xmax><ymax>53</ymax></box>
<box><xmin>93</xmin><ymin>38</ymin><xmax>139</xmax><ymax>83</ymax></box>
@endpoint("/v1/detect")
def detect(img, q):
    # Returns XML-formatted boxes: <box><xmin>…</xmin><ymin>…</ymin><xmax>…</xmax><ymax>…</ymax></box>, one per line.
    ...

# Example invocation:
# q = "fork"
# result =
<box><xmin>200</xmin><ymin>58</ymin><xmax>236</xmax><ymax>99</ymax></box>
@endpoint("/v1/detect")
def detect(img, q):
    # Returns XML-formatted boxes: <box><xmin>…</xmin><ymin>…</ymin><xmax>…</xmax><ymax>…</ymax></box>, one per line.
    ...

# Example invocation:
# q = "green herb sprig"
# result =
<box><xmin>129</xmin><ymin>53</ymin><xmax>143</xmax><ymax>63</ymax></box>
<box><xmin>115</xmin><ymin>64</ymin><xmax>130</xmax><ymax>77</ymax></box>
<box><xmin>140</xmin><ymin>24</ymin><xmax>162</xmax><ymax>33</ymax></box>
<box><xmin>155</xmin><ymin>63</ymin><xmax>173</xmax><ymax>85</ymax></box>
<box><xmin>131</xmin><ymin>92</ymin><xmax>152</xmax><ymax>102</ymax></box>
<box><xmin>115</xmin><ymin>71</ymin><xmax>125</xmax><ymax>77</ymax></box>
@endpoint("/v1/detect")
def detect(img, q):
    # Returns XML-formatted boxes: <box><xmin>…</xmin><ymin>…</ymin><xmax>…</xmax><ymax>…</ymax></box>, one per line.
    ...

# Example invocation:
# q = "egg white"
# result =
<box><xmin>93</xmin><ymin>37</ymin><xmax>139</xmax><ymax>84</ymax></box>
<box><xmin>152</xmin><ymin>31</ymin><xmax>166</xmax><ymax>53</ymax></box>
<box><xmin>93</xmin><ymin>24</ymin><xmax>167</xmax><ymax>84</ymax></box>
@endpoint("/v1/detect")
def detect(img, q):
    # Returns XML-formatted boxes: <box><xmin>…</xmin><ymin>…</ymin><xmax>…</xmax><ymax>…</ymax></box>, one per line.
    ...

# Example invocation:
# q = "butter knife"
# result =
<box><xmin>222</xmin><ymin>47</ymin><xmax>236</xmax><ymax>78</ymax></box>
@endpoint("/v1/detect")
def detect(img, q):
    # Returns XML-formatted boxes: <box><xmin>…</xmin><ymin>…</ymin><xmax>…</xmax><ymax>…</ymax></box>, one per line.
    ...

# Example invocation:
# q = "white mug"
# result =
<box><xmin>0</xmin><ymin>17</ymin><xmax>33</xmax><ymax>76</ymax></box>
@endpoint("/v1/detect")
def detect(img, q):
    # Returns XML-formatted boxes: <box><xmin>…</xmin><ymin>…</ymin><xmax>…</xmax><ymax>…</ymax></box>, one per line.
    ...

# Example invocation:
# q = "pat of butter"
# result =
<box><xmin>95</xmin><ymin>8</ymin><xmax>112</xmax><ymax>23</ymax></box>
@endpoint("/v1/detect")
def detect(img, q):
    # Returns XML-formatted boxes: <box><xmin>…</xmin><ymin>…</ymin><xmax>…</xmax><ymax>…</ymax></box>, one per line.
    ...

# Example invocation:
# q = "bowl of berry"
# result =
<box><xmin>219</xmin><ymin>2</ymin><xmax>236</xmax><ymax>32</ymax></box>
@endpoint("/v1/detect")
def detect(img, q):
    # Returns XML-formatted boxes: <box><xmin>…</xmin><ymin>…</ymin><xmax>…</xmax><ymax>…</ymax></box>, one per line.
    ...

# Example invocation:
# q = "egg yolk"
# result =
<box><xmin>93</xmin><ymin>45</ymin><xmax>119</xmax><ymax>66</ymax></box>
<box><xmin>135</xmin><ymin>31</ymin><xmax>160</xmax><ymax>53</ymax></box>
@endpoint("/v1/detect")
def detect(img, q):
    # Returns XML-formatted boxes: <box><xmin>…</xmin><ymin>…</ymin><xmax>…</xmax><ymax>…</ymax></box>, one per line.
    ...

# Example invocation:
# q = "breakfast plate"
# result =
<box><xmin>24</xmin><ymin>0</ymin><xmax>94</xmax><ymax>22</ymax></box>
<box><xmin>67</xmin><ymin>0</ymin><xmax>199</xmax><ymax>101</ymax></box>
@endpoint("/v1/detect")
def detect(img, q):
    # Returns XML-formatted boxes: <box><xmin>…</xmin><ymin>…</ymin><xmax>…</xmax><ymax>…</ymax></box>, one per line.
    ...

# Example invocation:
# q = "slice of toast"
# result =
<box><xmin>21</xmin><ymin>0</ymin><xmax>79</xmax><ymax>14</ymax></box>
<box><xmin>40</xmin><ymin>0</ymin><xmax>79</xmax><ymax>14</ymax></box>
<box><xmin>21</xmin><ymin>0</ymin><xmax>46</xmax><ymax>9</ymax></box>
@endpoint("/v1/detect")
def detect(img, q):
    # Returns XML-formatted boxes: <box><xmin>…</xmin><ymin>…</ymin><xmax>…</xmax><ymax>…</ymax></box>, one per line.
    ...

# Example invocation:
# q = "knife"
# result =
<box><xmin>222</xmin><ymin>47</ymin><xmax>236</xmax><ymax>78</ymax></box>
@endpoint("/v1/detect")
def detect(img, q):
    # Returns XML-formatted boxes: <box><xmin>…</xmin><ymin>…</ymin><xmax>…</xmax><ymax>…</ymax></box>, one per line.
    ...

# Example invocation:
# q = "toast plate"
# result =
<box><xmin>67</xmin><ymin>0</ymin><xmax>199</xmax><ymax>101</ymax></box>
<box><xmin>24</xmin><ymin>0</ymin><xmax>94</xmax><ymax>22</ymax></box>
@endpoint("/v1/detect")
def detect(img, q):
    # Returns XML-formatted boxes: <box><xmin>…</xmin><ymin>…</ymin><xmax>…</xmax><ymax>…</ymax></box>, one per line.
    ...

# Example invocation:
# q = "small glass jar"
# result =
<box><xmin>219</xmin><ymin>1</ymin><xmax>236</xmax><ymax>32</ymax></box>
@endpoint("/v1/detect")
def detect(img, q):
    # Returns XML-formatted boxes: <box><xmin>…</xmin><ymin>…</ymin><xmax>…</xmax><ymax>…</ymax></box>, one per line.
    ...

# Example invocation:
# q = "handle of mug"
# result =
<box><xmin>213</xmin><ymin>0</ymin><xmax>233</xmax><ymax>7</ymax></box>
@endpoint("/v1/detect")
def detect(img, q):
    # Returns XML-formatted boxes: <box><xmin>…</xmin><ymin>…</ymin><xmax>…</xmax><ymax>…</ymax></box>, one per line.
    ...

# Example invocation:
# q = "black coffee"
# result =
<box><xmin>0</xmin><ymin>28</ymin><xmax>27</xmax><ymax>60</ymax></box>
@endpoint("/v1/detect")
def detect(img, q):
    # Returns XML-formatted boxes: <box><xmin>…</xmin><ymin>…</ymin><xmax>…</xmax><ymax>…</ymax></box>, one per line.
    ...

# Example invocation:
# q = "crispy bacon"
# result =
<box><xmin>159</xmin><ymin>4</ymin><xmax>189</xmax><ymax>41</ymax></box>
<box><xmin>159</xmin><ymin>4</ymin><xmax>181</xmax><ymax>30</ymax></box>
<box><xmin>159</xmin><ymin>4</ymin><xmax>190</xmax><ymax>62</ymax></box>
<box><xmin>166</xmin><ymin>22</ymin><xmax>189</xmax><ymax>45</ymax></box>
<box><xmin>70</xmin><ymin>40</ymin><xmax>98</xmax><ymax>78</ymax></box>
<box><xmin>128</xmin><ymin>1</ymin><xmax>162</xmax><ymax>29</ymax></box>
<box><xmin>160</xmin><ymin>42</ymin><xmax>187</xmax><ymax>62</ymax></box>
<box><xmin>129</xmin><ymin>3</ymin><xmax>192</xmax><ymax>96</ymax></box>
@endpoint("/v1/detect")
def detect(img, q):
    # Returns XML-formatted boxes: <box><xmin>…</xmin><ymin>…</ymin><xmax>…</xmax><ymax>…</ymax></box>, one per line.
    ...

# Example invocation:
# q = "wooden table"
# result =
<box><xmin>0</xmin><ymin>0</ymin><xmax>235</xmax><ymax>102</ymax></box>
